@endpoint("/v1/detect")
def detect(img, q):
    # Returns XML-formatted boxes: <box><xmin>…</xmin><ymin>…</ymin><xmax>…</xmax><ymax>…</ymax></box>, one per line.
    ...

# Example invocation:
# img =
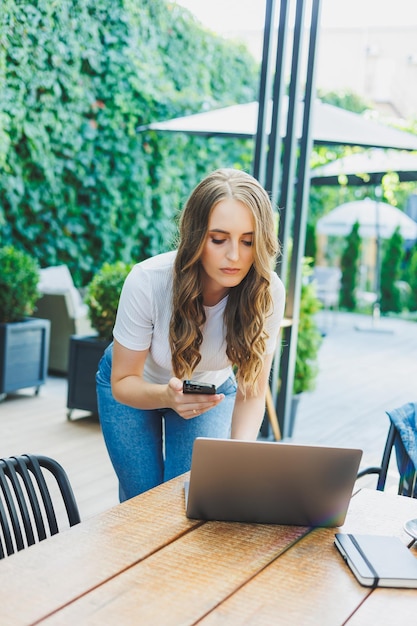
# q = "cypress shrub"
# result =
<box><xmin>339</xmin><ymin>222</ymin><xmax>361</xmax><ymax>310</ymax></box>
<box><xmin>380</xmin><ymin>227</ymin><xmax>404</xmax><ymax>313</ymax></box>
<box><xmin>406</xmin><ymin>245</ymin><xmax>417</xmax><ymax>311</ymax></box>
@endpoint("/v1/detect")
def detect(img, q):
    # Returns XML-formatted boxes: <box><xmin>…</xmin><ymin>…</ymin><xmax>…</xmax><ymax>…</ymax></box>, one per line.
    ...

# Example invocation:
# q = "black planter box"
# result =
<box><xmin>0</xmin><ymin>318</ymin><xmax>50</xmax><ymax>395</ymax></box>
<box><xmin>67</xmin><ymin>335</ymin><xmax>109</xmax><ymax>418</ymax></box>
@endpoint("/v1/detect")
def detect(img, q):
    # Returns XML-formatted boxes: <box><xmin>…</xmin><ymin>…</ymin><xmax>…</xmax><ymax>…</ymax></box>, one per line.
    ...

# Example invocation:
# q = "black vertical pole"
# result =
<box><xmin>265</xmin><ymin>0</ymin><xmax>295</xmax><ymax>414</ymax></box>
<box><xmin>276</xmin><ymin>0</ymin><xmax>307</xmax><ymax>286</ymax></box>
<box><xmin>254</xmin><ymin>0</ymin><xmax>322</xmax><ymax>439</ymax></box>
<box><xmin>253</xmin><ymin>0</ymin><xmax>277</xmax><ymax>186</ymax></box>
<box><xmin>265</xmin><ymin>0</ymin><xmax>291</xmax><ymax>203</ymax></box>
<box><xmin>265</xmin><ymin>0</ymin><xmax>307</xmax><ymax>429</ymax></box>
<box><xmin>269</xmin><ymin>0</ymin><xmax>307</xmax><ymax>426</ymax></box>
<box><xmin>373</xmin><ymin>185</ymin><xmax>382</xmax><ymax>323</ymax></box>
<box><xmin>277</xmin><ymin>0</ymin><xmax>323</xmax><ymax>437</ymax></box>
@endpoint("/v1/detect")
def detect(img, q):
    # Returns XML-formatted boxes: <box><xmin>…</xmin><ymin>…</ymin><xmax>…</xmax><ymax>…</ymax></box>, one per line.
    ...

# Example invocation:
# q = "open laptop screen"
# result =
<box><xmin>185</xmin><ymin>438</ymin><xmax>362</xmax><ymax>527</ymax></box>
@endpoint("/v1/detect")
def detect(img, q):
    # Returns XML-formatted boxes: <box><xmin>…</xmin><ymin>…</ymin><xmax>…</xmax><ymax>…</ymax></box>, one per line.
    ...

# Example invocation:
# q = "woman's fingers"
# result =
<box><xmin>180</xmin><ymin>394</ymin><xmax>225</xmax><ymax>420</ymax></box>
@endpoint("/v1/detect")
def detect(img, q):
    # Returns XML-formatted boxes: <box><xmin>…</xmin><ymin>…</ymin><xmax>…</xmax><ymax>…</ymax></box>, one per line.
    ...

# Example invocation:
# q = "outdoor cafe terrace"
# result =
<box><xmin>0</xmin><ymin>310</ymin><xmax>415</xmax><ymax>523</ymax></box>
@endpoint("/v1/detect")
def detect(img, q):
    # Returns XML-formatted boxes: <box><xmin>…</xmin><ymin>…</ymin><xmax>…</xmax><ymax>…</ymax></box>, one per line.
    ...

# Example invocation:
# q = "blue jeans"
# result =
<box><xmin>96</xmin><ymin>343</ymin><xmax>237</xmax><ymax>501</ymax></box>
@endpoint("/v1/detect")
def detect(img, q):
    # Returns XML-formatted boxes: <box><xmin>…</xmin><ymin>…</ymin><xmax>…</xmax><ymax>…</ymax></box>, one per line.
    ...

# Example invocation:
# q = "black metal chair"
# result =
<box><xmin>357</xmin><ymin>422</ymin><xmax>417</xmax><ymax>497</ymax></box>
<box><xmin>0</xmin><ymin>454</ymin><xmax>81</xmax><ymax>558</ymax></box>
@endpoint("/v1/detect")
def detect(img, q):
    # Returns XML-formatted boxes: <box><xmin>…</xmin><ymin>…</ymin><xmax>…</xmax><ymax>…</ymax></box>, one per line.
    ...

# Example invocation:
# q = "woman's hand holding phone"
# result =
<box><xmin>167</xmin><ymin>378</ymin><xmax>223</xmax><ymax>419</ymax></box>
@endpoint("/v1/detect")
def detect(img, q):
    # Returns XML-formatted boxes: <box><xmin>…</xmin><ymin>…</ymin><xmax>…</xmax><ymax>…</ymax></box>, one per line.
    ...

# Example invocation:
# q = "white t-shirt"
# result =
<box><xmin>113</xmin><ymin>250</ymin><xmax>286</xmax><ymax>387</ymax></box>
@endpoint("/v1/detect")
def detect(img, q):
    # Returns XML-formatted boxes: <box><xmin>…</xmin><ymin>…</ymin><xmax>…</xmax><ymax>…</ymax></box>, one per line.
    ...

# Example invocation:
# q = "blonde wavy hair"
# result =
<box><xmin>169</xmin><ymin>168</ymin><xmax>279</xmax><ymax>392</ymax></box>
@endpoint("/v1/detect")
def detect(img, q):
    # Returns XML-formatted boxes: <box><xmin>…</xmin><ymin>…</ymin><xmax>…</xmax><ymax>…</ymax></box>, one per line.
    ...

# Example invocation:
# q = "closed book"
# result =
<box><xmin>335</xmin><ymin>533</ymin><xmax>417</xmax><ymax>588</ymax></box>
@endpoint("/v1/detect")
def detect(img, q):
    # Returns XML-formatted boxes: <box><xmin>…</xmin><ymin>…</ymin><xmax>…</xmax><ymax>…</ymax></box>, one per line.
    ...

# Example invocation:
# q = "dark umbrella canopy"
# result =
<box><xmin>140</xmin><ymin>99</ymin><xmax>417</xmax><ymax>151</ymax></box>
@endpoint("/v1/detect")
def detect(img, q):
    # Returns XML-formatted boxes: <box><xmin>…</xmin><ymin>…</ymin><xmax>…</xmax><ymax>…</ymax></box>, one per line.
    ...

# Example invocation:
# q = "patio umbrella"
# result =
<box><xmin>139</xmin><ymin>99</ymin><xmax>417</xmax><ymax>150</ymax></box>
<box><xmin>317</xmin><ymin>198</ymin><xmax>417</xmax><ymax>329</ymax></box>
<box><xmin>311</xmin><ymin>149</ymin><xmax>417</xmax><ymax>186</ymax></box>
<box><xmin>316</xmin><ymin>198</ymin><xmax>417</xmax><ymax>240</ymax></box>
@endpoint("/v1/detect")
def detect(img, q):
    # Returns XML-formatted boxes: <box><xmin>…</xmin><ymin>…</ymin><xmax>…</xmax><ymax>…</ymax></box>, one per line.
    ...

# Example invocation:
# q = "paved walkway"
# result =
<box><xmin>292</xmin><ymin>311</ymin><xmax>417</xmax><ymax>479</ymax></box>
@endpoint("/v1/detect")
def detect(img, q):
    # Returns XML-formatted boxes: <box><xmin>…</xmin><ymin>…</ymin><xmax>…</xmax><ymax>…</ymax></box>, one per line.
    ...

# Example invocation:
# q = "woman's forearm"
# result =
<box><xmin>231</xmin><ymin>353</ymin><xmax>274</xmax><ymax>440</ymax></box>
<box><xmin>110</xmin><ymin>341</ymin><xmax>173</xmax><ymax>410</ymax></box>
<box><xmin>230</xmin><ymin>395</ymin><xmax>266</xmax><ymax>440</ymax></box>
<box><xmin>111</xmin><ymin>375</ymin><xmax>171</xmax><ymax>410</ymax></box>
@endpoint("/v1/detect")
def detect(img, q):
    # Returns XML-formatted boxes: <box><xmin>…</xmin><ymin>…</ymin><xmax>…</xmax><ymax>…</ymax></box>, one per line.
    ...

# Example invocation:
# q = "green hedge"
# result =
<box><xmin>0</xmin><ymin>0</ymin><xmax>258</xmax><ymax>285</ymax></box>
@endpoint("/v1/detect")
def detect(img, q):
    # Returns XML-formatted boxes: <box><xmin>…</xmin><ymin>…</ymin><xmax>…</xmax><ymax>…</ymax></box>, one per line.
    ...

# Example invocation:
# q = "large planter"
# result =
<box><xmin>0</xmin><ymin>318</ymin><xmax>50</xmax><ymax>397</ymax></box>
<box><xmin>66</xmin><ymin>335</ymin><xmax>109</xmax><ymax>419</ymax></box>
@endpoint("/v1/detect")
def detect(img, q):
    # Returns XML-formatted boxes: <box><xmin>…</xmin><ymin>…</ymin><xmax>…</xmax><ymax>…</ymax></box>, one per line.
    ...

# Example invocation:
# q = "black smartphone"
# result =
<box><xmin>183</xmin><ymin>380</ymin><xmax>217</xmax><ymax>395</ymax></box>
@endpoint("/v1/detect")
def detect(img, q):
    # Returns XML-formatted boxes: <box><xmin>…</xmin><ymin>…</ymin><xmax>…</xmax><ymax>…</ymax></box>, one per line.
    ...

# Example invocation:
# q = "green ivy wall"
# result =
<box><xmin>0</xmin><ymin>0</ymin><xmax>258</xmax><ymax>285</ymax></box>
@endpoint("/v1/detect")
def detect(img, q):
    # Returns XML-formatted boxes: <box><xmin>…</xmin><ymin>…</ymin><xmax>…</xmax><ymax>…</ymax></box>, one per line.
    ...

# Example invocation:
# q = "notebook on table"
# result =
<box><xmin>335</xmin><ymin>533</ymin><xmax>417</xmax><ymax>588</ymax></box>
<box><xmin>185</xmin><ymin>437</ymin><xmax>362</xmax><ymax>527</ymax></box>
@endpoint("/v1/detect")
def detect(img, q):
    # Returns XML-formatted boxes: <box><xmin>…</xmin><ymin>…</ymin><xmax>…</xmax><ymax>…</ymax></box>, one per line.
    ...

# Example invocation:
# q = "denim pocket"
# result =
<box><xmin>217</xmin><ymin>375</ymin><xmax>237</xmax><ymax>397</ymax></box>
<box><xmin>96</xmin><ymin>342</ymin><xmax>113</xmax><ymax>386</ymax></box>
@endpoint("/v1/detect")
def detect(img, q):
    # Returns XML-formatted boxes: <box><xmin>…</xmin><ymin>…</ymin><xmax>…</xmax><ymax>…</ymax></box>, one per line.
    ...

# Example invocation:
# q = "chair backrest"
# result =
<box><xmin>312</xmin><ymin>266</ymin><xmax>341</xmax><ymax>308</ymax></box>
<box><xmin>357</xmin><ymin>422</ymin><xmax>417</xmax><ymax>497</ymax></box>
<box><xmin>0</xmin><ymin>454</ymin><xmax>81</xmax><ymax>558</ymax></box>
<box><xmin>38</xmin><ymin>265</ymin><xmax>84</xmax><ymax>311</ymax></box>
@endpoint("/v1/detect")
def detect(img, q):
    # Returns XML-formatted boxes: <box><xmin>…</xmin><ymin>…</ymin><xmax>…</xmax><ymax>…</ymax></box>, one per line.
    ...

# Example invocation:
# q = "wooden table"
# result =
<box><xmin>1</xmin><ymin>479</ymin><xmax>416</xmax><ymax>626</ymax></box>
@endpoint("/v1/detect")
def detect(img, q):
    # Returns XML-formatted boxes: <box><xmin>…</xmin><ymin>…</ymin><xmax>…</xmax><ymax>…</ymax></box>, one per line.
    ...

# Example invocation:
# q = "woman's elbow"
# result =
<box><xmin>111</xmin><ymin>377</ymin><xmax>126</xmax><ymax>404</ymax></box>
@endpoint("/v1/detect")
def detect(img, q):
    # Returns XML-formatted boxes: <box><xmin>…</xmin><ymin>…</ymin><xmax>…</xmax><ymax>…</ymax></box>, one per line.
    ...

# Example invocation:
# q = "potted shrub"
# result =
<box><xmin>287</xmin><ymin>260</ymin><xmax>323</xmax><ymax>437</ymax></box>
<box><xmin>0</xmin><ymin>245</ymin><xmax>50</xmax><ymax>397</ymax></box>
<box><xmin>293</xmin><ymin>276</ymin><xmax>322</xmax><ymax>394</ymax></box>
<box><xmin>66</xmin><ymin>260</ymin><xmax>133</xmax><ymax>418</ymax></box>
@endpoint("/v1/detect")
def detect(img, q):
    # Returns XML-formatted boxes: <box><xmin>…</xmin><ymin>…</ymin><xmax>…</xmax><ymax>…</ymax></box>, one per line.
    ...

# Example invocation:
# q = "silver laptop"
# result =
<box><xmin>185</xmin><ymin>438</ymin><xmax>362</xmax><ymax>527</ymax></box>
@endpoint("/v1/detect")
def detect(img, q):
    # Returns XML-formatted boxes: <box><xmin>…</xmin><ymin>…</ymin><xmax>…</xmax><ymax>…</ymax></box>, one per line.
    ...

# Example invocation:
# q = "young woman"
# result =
<box><xmin>96</xmin><ymin>168</ymin><xmax>286</xmax><ymax>501</ymax></box>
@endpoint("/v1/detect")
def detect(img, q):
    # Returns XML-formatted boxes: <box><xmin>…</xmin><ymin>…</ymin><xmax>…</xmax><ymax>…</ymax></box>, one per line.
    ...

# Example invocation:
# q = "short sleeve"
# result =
<box><xmin>113</xmin><ymin>264</ymin><xmax>155</xmax><ymax>351</ymax></box>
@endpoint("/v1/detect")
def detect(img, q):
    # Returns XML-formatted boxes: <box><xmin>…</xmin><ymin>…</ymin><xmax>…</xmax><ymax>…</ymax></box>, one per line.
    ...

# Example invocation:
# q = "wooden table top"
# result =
<box><xmin>1</xmin><ymin>478</ymin><xmax>416</xmax><ymax>626</ymax></box>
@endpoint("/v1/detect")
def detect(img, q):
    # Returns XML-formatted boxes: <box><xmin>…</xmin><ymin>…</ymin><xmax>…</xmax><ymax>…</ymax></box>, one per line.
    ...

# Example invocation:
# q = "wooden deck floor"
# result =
<box><xmin>0</xmin><ymin>311</ymin><xmax>415</xmax><ymax>522</ymax></box>
<box><xmin>0</xmin><ymin>379</ymin><xmax>119</xmax><ymax>521</ymax></box>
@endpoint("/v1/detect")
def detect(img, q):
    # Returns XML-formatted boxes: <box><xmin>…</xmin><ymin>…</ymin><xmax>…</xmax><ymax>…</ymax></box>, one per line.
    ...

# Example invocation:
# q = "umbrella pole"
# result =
<box><xmin>372</xmin><ymin>198</ymin><xmax>382</xmax><ymax>324</ymax></box>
